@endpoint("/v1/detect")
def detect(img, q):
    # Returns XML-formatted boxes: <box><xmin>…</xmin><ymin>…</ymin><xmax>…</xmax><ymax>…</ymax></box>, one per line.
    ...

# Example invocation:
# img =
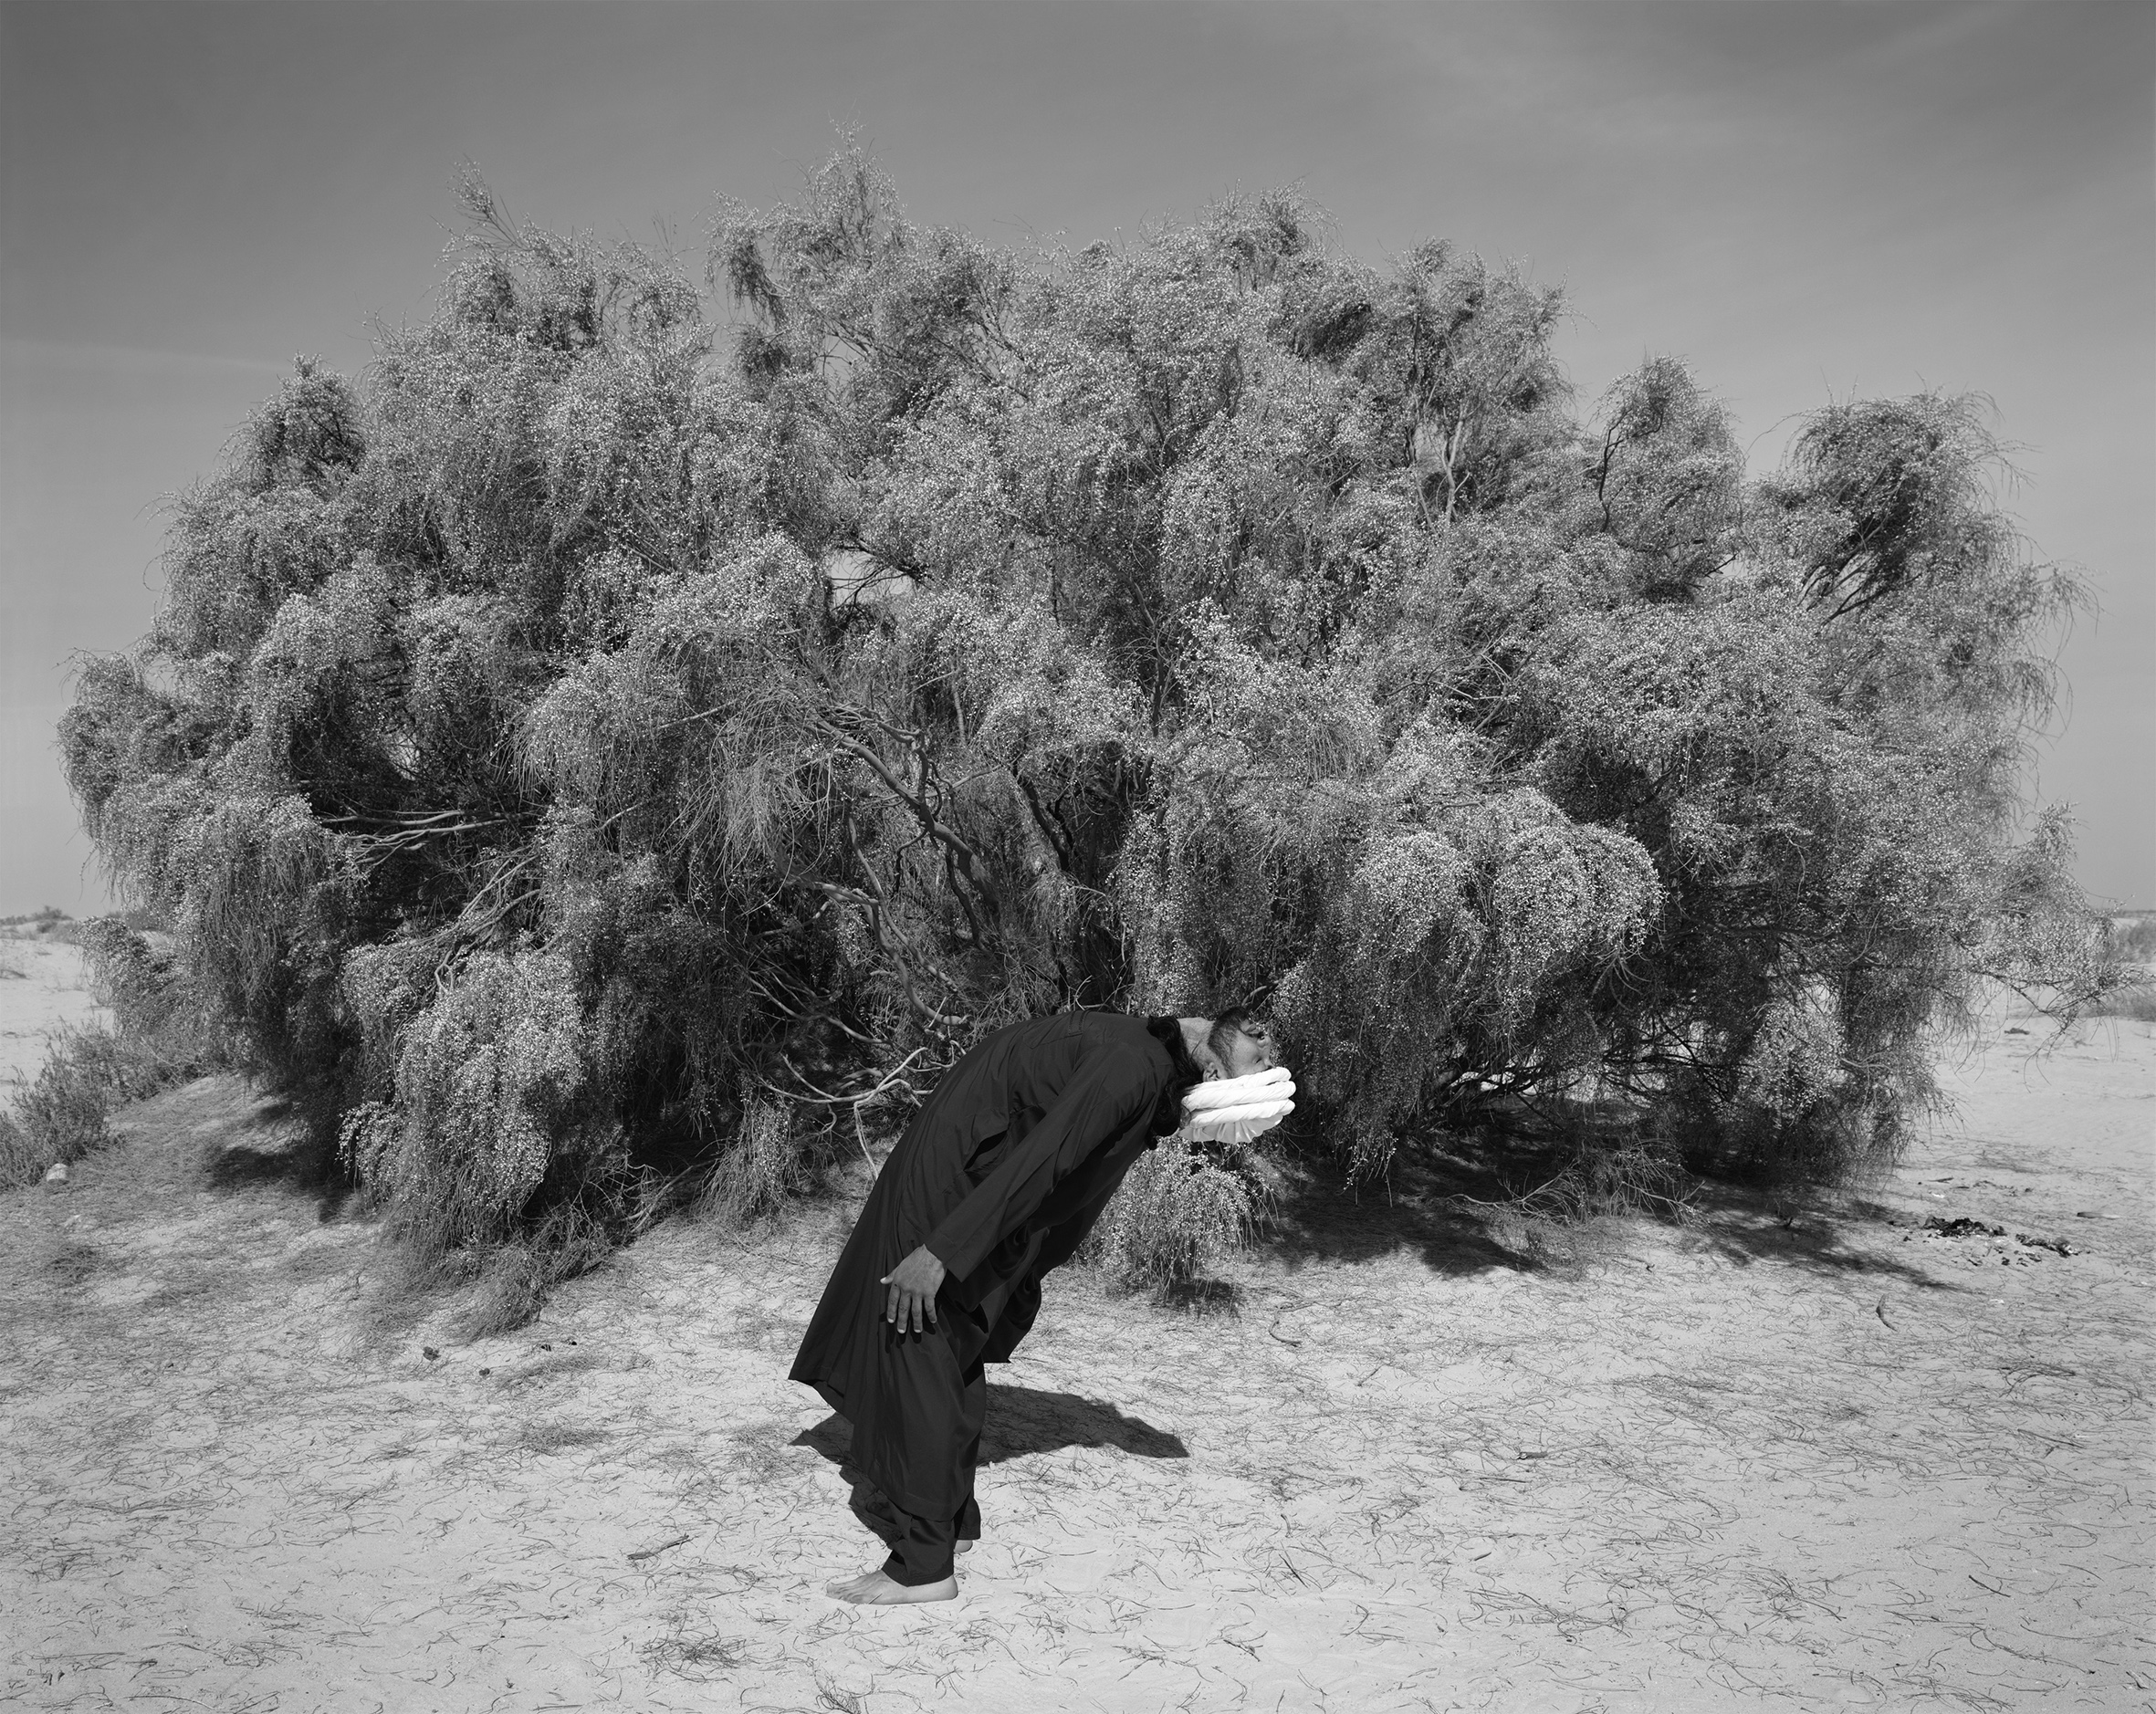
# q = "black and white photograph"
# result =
<box><xmin>2</xmin><ymin>2</ymin><xmax>2150</xmax><ymax>1708</ymax></box>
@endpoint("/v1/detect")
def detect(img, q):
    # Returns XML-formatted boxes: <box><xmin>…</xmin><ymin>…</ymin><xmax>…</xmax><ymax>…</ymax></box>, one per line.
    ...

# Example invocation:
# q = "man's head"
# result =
<box><xmin>1203</xmin><ymin>1008</ymin><xmax>1276</xmax><ymax>1079</ymax></box>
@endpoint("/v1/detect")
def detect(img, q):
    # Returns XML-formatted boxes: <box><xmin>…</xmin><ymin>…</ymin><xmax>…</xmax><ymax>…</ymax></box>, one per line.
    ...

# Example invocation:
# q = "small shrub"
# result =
<box><xmin>2088</xmin><ymin>983</ymin><xmax>2156</xmax><ymax>1023</ymax></box>
<box><xmin>2109</xmin><ymin>917</ymin><xmax>2156</xmax><ymax>965</ymax></box>
<box><xmin>1083</xmin><ymin>1135</ymin><xmax>1272</xmax><ymax>1295</ymax></box>
<box><xmin>0</xmin><ymin>916</ymin><xmax>231</xmax><ymax>1192</ymax></box>
<box><xmin>26</xmin><ymin>906</ymin><xmax>68</xmax><ymax>937</ymax></box>
<box><xmin>694</xmin><ymin>1092</ymin><xmax>847</xmax><ymax>1229</ymax></box>
<box><xmin>0</xmin><ymin>1112</ymin><xmax>40</xmax><ymax>1186</ymax></box>
<box><xmin>0</xmin><ymin>1023</ymin><xmax>188</xmax><ymax>1188</ymax></box>
<box><xmin>1500</xmin><ymin>1136</ymin><xmax>1699</xmax><ymax>1225</ymax></box>
<box><xmin>463</xmin><ymin>1203</ymin><xmax>616</xmax><ymax>1337</ymax></box>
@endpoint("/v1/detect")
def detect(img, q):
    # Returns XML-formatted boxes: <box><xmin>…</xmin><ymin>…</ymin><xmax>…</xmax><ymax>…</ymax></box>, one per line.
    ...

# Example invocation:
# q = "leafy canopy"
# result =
<box><xmin>61</xmin><ymin>146</ymin><xmax>2103</xmax><ymax>1259</ymax></box>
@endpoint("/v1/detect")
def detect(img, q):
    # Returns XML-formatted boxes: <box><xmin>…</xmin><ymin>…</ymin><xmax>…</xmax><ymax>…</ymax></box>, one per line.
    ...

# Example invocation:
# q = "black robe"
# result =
<box><xmin>789</xmin><ymin>1012</ymin><xmax>1200</xmax><ymax>1519</ymax></box>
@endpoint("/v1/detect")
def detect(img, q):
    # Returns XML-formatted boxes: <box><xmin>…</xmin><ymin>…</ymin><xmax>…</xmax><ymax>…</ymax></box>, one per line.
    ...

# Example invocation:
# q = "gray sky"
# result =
<box><xmin>3</xmin><ymin>0</ymin><xmax>2150</xmax><ymax>913</ymax></box>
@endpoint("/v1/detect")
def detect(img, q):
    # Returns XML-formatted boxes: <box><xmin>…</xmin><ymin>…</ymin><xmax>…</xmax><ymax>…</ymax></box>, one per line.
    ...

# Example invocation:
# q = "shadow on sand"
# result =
<box><xmin>791</xmin><ymin>1384</ymin><xmax>1188</xmax><ymax>1472</ymax></box>
<box><xmin>181</xmin><ymin>1089</ymin><xmax>352</xmax><ymax>1219</ymax></box>
<box><xmin>1679</xmin><ymin>1184</ymin><xmax>1978</xmax><ymax>1293</ymax></box>
<box><xmin>1253</xmin><ymin>1132</ymin><xmax>1980</xmax><ymax>1295</ymax></box>
<box><xmin>1251</xmin><ymin>1139</ymin><xmax>1545</xmax><ymax>1277</ymax></box>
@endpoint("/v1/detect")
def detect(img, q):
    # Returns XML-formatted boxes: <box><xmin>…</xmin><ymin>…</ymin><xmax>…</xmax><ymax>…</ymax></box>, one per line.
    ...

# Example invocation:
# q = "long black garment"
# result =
<box><xmin>790</xmin><ymin>1012</ymin><xmax>1199</xmax><ymax>1521</ymax></box>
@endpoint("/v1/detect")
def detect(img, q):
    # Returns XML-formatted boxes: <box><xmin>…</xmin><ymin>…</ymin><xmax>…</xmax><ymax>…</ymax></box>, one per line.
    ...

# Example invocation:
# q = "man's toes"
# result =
<box><xmin>826</xmin><ymin>1570</ymin><xmax>958</xmax><ymax>1604</ymax></box>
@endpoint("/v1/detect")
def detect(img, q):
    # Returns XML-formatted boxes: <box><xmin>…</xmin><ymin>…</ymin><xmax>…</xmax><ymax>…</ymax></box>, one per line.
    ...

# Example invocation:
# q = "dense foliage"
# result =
<box><xmin>59</xmin><ymin>151</ymin><xmax>2103</xmax><ymax>1269</ymax></box>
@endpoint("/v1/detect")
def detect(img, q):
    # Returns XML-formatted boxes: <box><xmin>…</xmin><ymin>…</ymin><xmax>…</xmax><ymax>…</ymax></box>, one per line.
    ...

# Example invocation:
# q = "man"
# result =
<box><xmin>790</xmin><ymin>1008</ymin><xmax>1277</xmax><ymax>1604</ymax></box>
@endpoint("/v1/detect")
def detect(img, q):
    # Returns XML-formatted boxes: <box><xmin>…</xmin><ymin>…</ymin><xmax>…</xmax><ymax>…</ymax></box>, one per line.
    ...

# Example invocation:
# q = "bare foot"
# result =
<box><xmin>825</xmin><ymin>1568</ymin><xmax>958</xmax><ymax>1604</ymax></box>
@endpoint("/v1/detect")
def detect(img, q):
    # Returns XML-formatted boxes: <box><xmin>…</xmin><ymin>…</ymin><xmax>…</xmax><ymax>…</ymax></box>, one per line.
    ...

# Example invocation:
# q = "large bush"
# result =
<box><xmin>59</xmin><ymin>150</ymin><xmax>2104</xmax><ymax>1261</ymax></box>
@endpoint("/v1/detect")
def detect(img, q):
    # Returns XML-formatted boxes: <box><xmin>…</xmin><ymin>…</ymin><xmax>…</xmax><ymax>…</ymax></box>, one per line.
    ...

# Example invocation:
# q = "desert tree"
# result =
<box><xmin>59</xmin><ymin>143</ymin><xmax>2106</xmax><ymax>1289</ymax></box>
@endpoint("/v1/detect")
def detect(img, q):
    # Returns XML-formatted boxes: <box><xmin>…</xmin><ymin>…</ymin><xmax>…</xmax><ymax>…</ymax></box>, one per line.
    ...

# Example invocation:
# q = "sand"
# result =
<box><xmin>0</xmin><ymin>931</ymin><xmax>107</xmax><ymax>1090</ymax></box>
<box><xmin>1</xmin><ymin>999</ymin><xmax>2148</xmax><ymax>1712</ymax></box>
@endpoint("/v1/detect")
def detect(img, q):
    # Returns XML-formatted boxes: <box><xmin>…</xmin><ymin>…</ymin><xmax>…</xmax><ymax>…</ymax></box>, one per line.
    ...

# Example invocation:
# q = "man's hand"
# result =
<box><xmin>879</xmin><ymin>1246</ymin><xmax>947</xmax><ymax>1335</ymax></box>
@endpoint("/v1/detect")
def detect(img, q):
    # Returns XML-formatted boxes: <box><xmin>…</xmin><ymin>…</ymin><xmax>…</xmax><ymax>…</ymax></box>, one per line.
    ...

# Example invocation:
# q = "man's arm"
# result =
<box><xmin>1029</xmin><ymin>1171</ymin><xmax>1125</xmax><ymax>1279</ymax></box>
<box><xmin>920</xmin><ymin>1043</ymin><xmax>1156</xmax><ymax>1287</ymax></box>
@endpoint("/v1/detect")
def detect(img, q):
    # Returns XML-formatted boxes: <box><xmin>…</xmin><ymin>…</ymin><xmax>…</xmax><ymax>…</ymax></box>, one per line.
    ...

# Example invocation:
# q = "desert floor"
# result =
<box><xmin>0</xmin><ymin>932</ymin><xmax>106</xmax><ymax>1087</ymax></box>
<box><xmin>1</xmin><ymin>979</ymin><xmax>2149</xmax><ymax>1712</ymax></box>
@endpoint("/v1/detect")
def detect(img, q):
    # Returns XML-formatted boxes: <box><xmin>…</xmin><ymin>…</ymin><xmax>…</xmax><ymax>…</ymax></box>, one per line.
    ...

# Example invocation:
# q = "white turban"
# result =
<box><xmin>1179</xmin><ymin>1065</ymin><xmax>1294</xmax><ymax>1144</ymax></box>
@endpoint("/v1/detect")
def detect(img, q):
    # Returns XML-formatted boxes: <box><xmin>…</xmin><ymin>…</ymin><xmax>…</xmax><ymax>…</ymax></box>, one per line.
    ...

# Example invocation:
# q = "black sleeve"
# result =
<box><xmin>923</xmin><ymin>1043</ymin><xmax>1157</xmax><ymax>1282</ymax></box>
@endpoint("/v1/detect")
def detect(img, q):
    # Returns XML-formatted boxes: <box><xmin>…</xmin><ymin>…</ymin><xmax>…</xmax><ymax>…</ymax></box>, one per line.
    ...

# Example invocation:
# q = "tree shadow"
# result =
<box><xmin>202</xmin><ymin>1140</ymin><xmax>309</xmax><ymax>1189</ymax></box>
<box><xmin>1676</xmin><ymin>1182</ymin><xmax>1973</xmax><ymax>1292</ymax></box>
<box><xmin>1253</xmin><ymin>1139</ymin><xmax>1545</xmax><ymax>1276</ymax></box>
<box><xmin>195</xmin><ymin>1096</ymin><xmax>351</xmax><ymax>1218</ymax></box>
<box><xmin>791</xmin><ymin>1384</ymin><xmax>1188</xmax><ymax>1473</ymax></box>
<box><xmin>1153</xmin><ymin>1277</ymin><xmax>1240</xmax><ymax>1315</ymax></box>
<box><xmin>1256</xmin><ymin>1134</ymin><xmax>1981</xmax><ymax>1293</ymax></box>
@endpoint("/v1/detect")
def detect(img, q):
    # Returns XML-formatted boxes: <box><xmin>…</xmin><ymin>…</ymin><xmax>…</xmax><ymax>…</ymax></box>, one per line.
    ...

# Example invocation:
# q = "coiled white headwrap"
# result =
<box><xmin>1179</xmin><ymin>1065</ymin><xmax>1295</xmax><ymax>1144</ymax></box>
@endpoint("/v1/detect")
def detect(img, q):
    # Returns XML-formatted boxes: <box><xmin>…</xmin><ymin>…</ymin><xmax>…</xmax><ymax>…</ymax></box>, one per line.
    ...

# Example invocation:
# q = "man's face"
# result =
<box><xmin>1217</xmin><ymin>1025</ymin><xmax>1276</xmax><ymax>1079</ymax></box>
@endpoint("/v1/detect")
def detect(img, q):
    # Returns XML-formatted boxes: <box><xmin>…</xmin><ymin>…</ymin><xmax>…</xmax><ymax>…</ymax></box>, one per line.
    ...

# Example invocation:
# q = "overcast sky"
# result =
<box><xmin>3</xmin><ymin>0</ymin><xmax>2150</xmax><ymax>913</ymax></box>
